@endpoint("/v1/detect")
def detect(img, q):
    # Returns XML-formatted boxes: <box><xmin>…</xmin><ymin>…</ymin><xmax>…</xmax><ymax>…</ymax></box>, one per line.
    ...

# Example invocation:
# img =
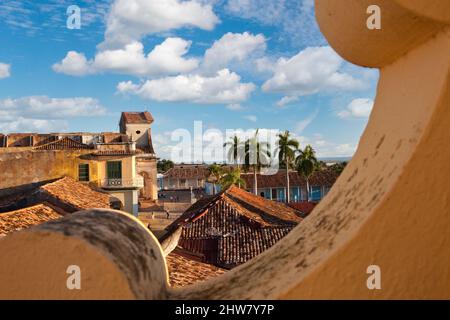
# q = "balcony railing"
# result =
<box><xmin>99</xmin><ymin>177</ymin><xmax>144</xmax><ymax>189</ymax></box>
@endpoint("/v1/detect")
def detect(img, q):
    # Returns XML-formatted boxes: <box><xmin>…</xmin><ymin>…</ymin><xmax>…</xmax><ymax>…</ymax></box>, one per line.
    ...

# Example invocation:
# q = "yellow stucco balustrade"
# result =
<box><xmin>0</xmin><ymin>0</ymin><xmax>450</xmax><ymax>299</ymax></box>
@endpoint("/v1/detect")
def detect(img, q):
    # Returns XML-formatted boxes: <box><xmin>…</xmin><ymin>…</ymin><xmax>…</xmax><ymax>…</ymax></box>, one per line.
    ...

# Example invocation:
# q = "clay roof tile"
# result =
<box><xmin>121</xmin><ymin>111</ymin><xmax>154</xmax><ymax>124</ymax></box>
<box><xmin>39</xmin><ymin>177</ymin><xmax>111</xmax><ymax>211</ymax></box>
<box><xmin>0</xmin><ymin>203</ymin><xmax>62</xmax><ymax>236</ymax></box>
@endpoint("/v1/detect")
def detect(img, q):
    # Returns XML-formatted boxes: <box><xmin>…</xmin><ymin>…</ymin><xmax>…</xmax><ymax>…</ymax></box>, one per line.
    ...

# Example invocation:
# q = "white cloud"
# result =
<box><xmin>227</xmin><ymin>103</ymin><xmax>243</xmax><ymax>111</ymax></box>
<box><xmin>116</xmin><ymin>81</ymin><xmax>140</xmax><ymax>93</ymax></box>
<box><xmin>295</xmin><ymin>110</ymin><xmax>318</xmax><ymax>133</ymax></box>
<box><xmin>0</xmin><ymin>63</ymin><xmax>11</xmax><ymax>79</ymax></box>
<box><xmin>226</xmin><ymin>0</ymin><xmax>324</xmax><ymax>48</ymax></box>
<box><xmin>226</xmin><ymin>0</ymin><xmax>285</xmax><ymax>25</ymax></box>
<box><xmin>0</xmin><ymin>96</ymin><xmax>106</xmax><ymax>118</ymax></box>
<box><xmin>52</xmin><ymin>51</ymin><xmax>95</xmax><ymax>76</ymax></box>
<box><xmin>244</xmin><ymin>115</ymin><xmax>257</xmax><ymax>122</ymax></box>
<box><xmin>152</xmin><ymin>131</ymin><xmax>176</xmax><ymax>159</ymax></box>
<box><xmin>276</xmin><ymin>95</ymin><xmax>298</xmax><ymax>108</ymax></box>
<box><xmin>290</xmin><ymin>133</ymin><xmax>357</xmax><ymax>158</ymax></box>
<box><xmin>255</xmin><ymin>57</ymin><xmax>276</xmax><ymax>73</ymax></box>
<box><xmin>301</xmin><ymin>0</ymin><xmax>314</xmax><ymax>12</ymax></box>
<box><xmin>202</xmin><ymin>32</ymin><xmax>266</xmax><ymax>73</ymax></box>
<box><xmin>0</xmin><ymin>96</ymin><xmax>106</xmax><ymax>133</ymax></box>
<box><xmin>53</xmin><ymin>38</ymin><xmax>199</xmax><ymax>77</ymax></box>
<box><xmin>54</xmin><ymin>32</ymin><xmax>266</xmax><ymax>78</ymax></box>
<box><xmin>100</xmin><ymin>0</ymin><xmax>220</xmax><ymax>49</ymax></box>
<box><xmin>262</xmin><ymin>46</ymin><xmax>365</xmax><ymax>96</ymax></box>
<box><xmin>0</xmin><ymin>118</ymin><xmax>68</xmax><ymax>133</ymax></box>
<box><xmin>117</xmin><ymin>69</ymin><xmax>256</xmax><ymax>104</ymax></box>
<box><xmin>333</xmin><ymin>143</ymin><xmax>356</xmax><ymax>156</ymax></box>
<box><xmin>338</xmin><ymin>98</ymin><xmax>374</xmax><ymax>119</ymax></box>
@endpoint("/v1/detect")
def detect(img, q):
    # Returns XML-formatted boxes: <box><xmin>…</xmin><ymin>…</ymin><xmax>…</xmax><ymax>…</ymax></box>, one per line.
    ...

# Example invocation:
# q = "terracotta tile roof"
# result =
<box><xmin>171</xmin><ymin>186</ymin><xmax>302</xmax><ymax>229</ymax></box>
<box><xmin>165</xmin><ymin>186</ymin><xmax>302</xmax><ymax>268</ymax></box>
<box><xmin>288</xmin><ymin>201</ymin><xmax>318</xmax><ymax>217</ymax></box>
<box><xmin>0</xmin><ymin>203</ymin><xmax>62</xmax><ymax>237</ymax></box>
<box><xmin>120</xmin><ymin>111</ymin><xmax>154</xmax><ymax>124</ymax></box>
<box><xmin>33</xmin><ymin>137</ymin><xmax>91</xmax><ymax>150</ymax></box>
<box><xmin>166</xmin><ymin>248</ymin><xmax>226</xmax><ymax>287</ymax></box>
<box><xmin>39</xmin><ymin>177</ymin><xmax>111</xmax><ymax>211</ymax></box>
<box><xmin>241</xmin><ymin>169</ymin><xmax>339</xmax><ymax>189</ymax></box>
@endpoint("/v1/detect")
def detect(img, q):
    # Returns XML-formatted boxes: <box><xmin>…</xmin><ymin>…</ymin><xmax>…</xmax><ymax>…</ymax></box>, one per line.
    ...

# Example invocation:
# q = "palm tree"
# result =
<box><xmin>277</xmin><ymin>130</ymin><xmax>299</xmax><ymax>203</ymax></box>
<box><xmin>223</xmin><ymin>135</ymin><xmax>243</xmax><ymax>167</ymax></box>
<box><xmin>223</xmin><ymin>134</ymin><xmax>244</xmax><ymax>188</ymax></box>
<box><xmin>219</xmin><ymin>167</ymin><xmax>246</xmax><ymax>189</ymax></box>
<box><xmin>243</xmin><ymin>129</ymin><xmax>271</xmax><ymax>195</ymax></box>
<box><xmin>208</xmin><ymin>164</ymin><xmax>223</xmax><ymax>195</ymax></box>
<box><xmin>295</xmin><ymin>145</ymin><xmax>318</xmax><ymax>202</ymax></box>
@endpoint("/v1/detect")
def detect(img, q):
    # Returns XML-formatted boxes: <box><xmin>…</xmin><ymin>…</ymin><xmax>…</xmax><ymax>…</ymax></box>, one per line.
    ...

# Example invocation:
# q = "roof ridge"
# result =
<box><xmin>224</xmin><ymin>192</ymin><xmax>300</xmax><ymax>226</ymax></box>
<box><xmin>0</xmin><ymin>203</ymin><xmax>48</xmax><ymax>216</ymax></box>
<box><xmin>33</xmin><ymin>136</ymin><xmax>90</xmax><ymax>150</ymax></box>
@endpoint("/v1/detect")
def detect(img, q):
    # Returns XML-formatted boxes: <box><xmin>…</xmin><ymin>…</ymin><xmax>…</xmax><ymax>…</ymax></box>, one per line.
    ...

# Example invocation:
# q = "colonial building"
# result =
<box><xmin>162</xmin><ymin>186</ymin><xmax>303</xmax><ymax>269</ymax></box>
<box><xmin>240</xmin><ymin>169</ymin><xmax>339</xmax><ymax>202</ymax></box>
<box><xmin>161</xmin><ymin>164</ymin><xmax>209</xmax><ymax>190</ymax></box>
<box><xmin>119</xmin><ymin>112</ymin><xmax>158</xmax><ymax>200</ymax></box>
<box><xmin>0</xmin><ymin>111</ymin><xmax>158</xmax><ymax>216</ymax></box>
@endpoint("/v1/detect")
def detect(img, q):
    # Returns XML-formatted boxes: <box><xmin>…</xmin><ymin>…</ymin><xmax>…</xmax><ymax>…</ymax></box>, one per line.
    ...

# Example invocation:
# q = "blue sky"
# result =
<box><xmin>0</xmin><ymin>0</ymin><xmax>378</xmax><ymax>160</ymax></box>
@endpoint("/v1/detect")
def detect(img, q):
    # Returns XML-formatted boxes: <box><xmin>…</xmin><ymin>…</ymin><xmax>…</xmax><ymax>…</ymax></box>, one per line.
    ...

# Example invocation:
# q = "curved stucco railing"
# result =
<box><xmin>1</xmin><ymin>0</ymin><xmax>450</xmax><ymax>299</ymax></box>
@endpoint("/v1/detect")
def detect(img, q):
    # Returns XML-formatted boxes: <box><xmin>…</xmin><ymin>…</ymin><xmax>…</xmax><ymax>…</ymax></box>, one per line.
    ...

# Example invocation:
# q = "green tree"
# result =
<box><xmin>329</xmin><ymin>161</ymin><xmax>348</xmax><ymax>175</ymax></box>
<box><xmin>277</xmin><ymin>130</ymin><xmax>299</xmax><ymax>203</ymax></box>
<box><xmin>243</xmin><ymin>129</ymin><xmax>271</xmax><ymax>195</ymax></box>
<box><xmin>157</xmin><ymin>159</ymin><xmax>174</xmax><ymax>173</ymax></box>
<box><xmin>295</xmin><ymin>145</ymin><xmax>319</xmax><ymax>202</ymax></box>
<box><xmin>219</xmin><ymin>167</ymin><xmax>246</xmax><ymax>189</ymax></box>
<box><xmin>223</xmin><ymin>135</ymin><xmax>243</xmax><ymax>167</ymax></box>
<box><xmin>208</xmin><ymin>164</ymin><xmax>224</xmax><ymax>195</ymax></box>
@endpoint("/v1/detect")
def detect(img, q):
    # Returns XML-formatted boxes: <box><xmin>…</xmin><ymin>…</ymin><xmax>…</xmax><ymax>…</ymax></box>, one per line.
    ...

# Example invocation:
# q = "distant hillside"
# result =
<box><xmin>319</xmin><ymin>157</ymin><xmax>352</xmax><ymax>163</ymax></box>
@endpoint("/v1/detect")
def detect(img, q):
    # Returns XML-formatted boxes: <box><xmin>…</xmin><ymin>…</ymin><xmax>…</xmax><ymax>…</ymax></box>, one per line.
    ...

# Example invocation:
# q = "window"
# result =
<box><xmin>310</xmin><ymin>186</ymin><xmax>322</xmax><ymax>201</ymax></box>
<box><xmin>78</xmin><ymin>163</ymin><xmax>89</xmax><ymax>182</ymax></box>
<box><xmin>136</xmin><ymin>130</ymin><xmax>141</xmax><ymax>134</ymax></box>
<box><xmin>278</xmin><ymin>188</ymin><xmax>286</xmax><ymax>202</ymax></box>
<box><xmin>107</xmin><ymin>161</ymin><xmax>122</xmax><ymax>180</ymax></box>
<box><xmin>271</xmin><ymin>188</ymin><xmax>285</xmax><ymax>202</ymax></box>
<box><xmin>290</xmin><ymin>187</ymin><xmax>300</xmax><ymax>202</ymax></box>
<box><xmin>271</xmin><ymin>188</ymin><xmax>278</xmax><ymax>200</ymax></box>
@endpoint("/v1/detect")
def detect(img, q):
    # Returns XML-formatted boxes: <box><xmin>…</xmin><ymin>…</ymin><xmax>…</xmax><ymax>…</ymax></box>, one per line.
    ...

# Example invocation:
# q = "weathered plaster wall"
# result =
<box><xmin>0</xmin><ymin>150</ymin><xmax>92</xmax><ymax>190</ymax></box>
<box><xmin>107</xmin><ymin>190</ymin><xmax>139</xmax><ymax>216</ymax></box>
<box><xmin>96</xmin><ymin>156</ymin><xmax>136</xmax><ymax>181</ymax></box>
<box><xmin>125</xmin><ymin>124</ymin><xmax>152</xmax><ymax>149</ymax></box>
<box><xmin>137</xmin><ymin>159</ymin><xmax>157</xmax><ymax>200</ymax></box>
